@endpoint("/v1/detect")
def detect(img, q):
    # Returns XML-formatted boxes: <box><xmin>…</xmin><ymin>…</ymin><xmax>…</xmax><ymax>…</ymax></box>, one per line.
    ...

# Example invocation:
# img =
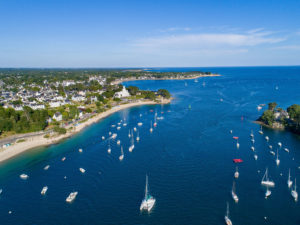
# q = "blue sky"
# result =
<box><xmin>1</xmin><ymin>0</ymin><xmax>300</xmax><ymax>67</ymax></box>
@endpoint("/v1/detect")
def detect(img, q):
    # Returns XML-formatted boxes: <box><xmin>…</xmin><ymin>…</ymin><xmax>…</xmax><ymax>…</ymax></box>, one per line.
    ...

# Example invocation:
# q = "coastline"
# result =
<box><xmin>112</xmin><ymin>74</ymin><xmax>220</xmax><ymax>85</ymax></box>
<box><xmin>0</xmin><ymin>99</ymin><xmax>171</xmax><ymax>163</ymax></box>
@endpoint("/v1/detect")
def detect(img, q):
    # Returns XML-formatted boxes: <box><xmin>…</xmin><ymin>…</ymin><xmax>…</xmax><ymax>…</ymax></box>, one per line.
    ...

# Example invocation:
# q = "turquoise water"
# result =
<box><xmin>1</xmin><ymin>67</ymin><xmax>300</xmax><ymax>224</ymax></box>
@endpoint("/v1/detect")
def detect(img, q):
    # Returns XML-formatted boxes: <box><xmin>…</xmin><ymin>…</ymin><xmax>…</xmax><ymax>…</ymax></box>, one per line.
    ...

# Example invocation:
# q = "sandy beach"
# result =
<box><xmin>0</xmin><ymin>99</ymin><xmax>171</xmax><ymax>163</ymax></box>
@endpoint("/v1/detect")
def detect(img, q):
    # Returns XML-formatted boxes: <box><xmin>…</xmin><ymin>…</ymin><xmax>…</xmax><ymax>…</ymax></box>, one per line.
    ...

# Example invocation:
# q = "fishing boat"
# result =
<box><xmin>276</xmin><ymin>149</ymin><xmax>280</xmax><ymax>166</ymax></box>
<box><xmin>41</xmin><ymin>186</ymin><xmax>48</xmax><ymax>195</ymax></box>
<box><xmin>261</xmin><ymin>168</ymin><xmax>275</xmax><ymax>187</ymax></box>
<box><xmin>20</xmin><ymin>174</ymin><xmax>29</xmax><ymax>180</ymax></box>
<box><xmin>265</xmin><ymin>186</ymin><xmax>271</xmax><ymax>198</ymax></box>
<box><xmin>44</xmin><ymin>165</ymin><xmax>50</xmax><ymax>170</ymax></box>
<box><xmin>79</xmin><ymin>168</ymin><xmax>86</xmax><ymax>173</ymax></box>
<box><xmin>66</xmin><ymin>191</ymin><xmax>78</xmax><ymax>203</ymax></box>
<box><xmin>231</xmin><ymin>181</ymin><xmax>239</xmax><ymax>203</ymax></box>
<box><xmin>291</xmin><ymin>179</ymin><xmax>298</xmax><ymax>201</ymax></box>
<box><xmin>136</xmin><ymin>131</ymin><xmax>140</xmax><ymax>142</ymax></box>
<box><xmin>138</xmin><ymin>122</ymin><xmax>143</xmax><ymax>126</ymax></box>
<box><xmin>79</xmin><ymin>148</ymin><xmax>83</xmax><ymax>153</ymax></box>
<box><xmin>234</xmin><ymin>166</ymin><xmax>239</xmax><ymax>179</ymax></box>
<box><xmin>259</xmin><ymin>126</ymin><xmax>263</xmax><ymax>135</ymax></box>
<box><xmin>140</xmin><ymin>175</ymin><xmax>156</xmax><ymax>212</ymax></box>
<box><xmin>288</xmin><ymin>169</ymin><xmax>293</xmax><ymax>188</ymax></box>
<box><xmin>150</xmin><ymin>121</ymin><xmax>153</xmax><ymax>133</ymax></box>
<box><xmin>224</xmin><ymin>202</ymin><xmax>233</xmax><ymax>225</ymax></box>
<box><xmin>117</xmin><ymin>140</ymin><xmax>121</xmax><ymax>145</ymax></box>
<box><xmin>119</xmin><ymin>146</ymin><xmax>124</xmax><ymax>161</ymax></box>
<box><xmin>129</xmin><ymin>131</ymin><xmax>135</xmax><ymax>152</ymax></box>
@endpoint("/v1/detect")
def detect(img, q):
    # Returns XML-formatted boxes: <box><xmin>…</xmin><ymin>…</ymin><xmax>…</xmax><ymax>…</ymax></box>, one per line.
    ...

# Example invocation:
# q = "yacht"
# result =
<box><xmin>138</xmin><ymin>122</ymin><xmax>143</xmax><ymax>127</ymax></box>
<box><xmin>41</xmin><ymin>186</ymin><xmax>48</xmax><ymax>195</ymax></box>
<box><xmin>231</xmin><ymin>181</ymin><xmax>239</xmax><ymax>203</ymax></box>
<box><xmin>288</xmin><ymin>169</ymin><xmax>293</xmax><ymax>188</ymax></box>
<box><xmin>270</xmin><ymin>151</ymin><xmax>275</xmax><ymax>155</ymax></box>
<box><xmin>224</xmin><ymin>202</ymin><xmax>233</xmax><ymax>225</ymax></box>
<box><xmin>109</xmin><ymin>131</ymin><xmax>112</xmax><ymax>136</ymax></box>
<box><xmin>119</xmin><ymin>146</ymin><xmax>124</xmax><ymax>161</ymax></box>
<box><xmin>250</xmin><ymin>130</ymin><xmax>254</xmax><ymax>138</ymax></box>
<box><xmin>66</xmin><ymin>191</ymin><xmax>78</xmax><ymax>203</ymax></box>
<box><xmin>123</xmin><ymin>123</ymin><xmax>127</xmax><ymax>127</ymax></box>
<box><xmin>234</xmin><ymin>167</ymin><xmax>239</xmax><ymax>179</ymax></box>
<box><xmin>291</xmin><ymin>179</ymin><xmax>298</xmax><ymax>201</ymax></box>
<box><xmin>236</xmin><ymin>141</ymin><xmax>240</xmax><ymax>149</ymax></box>
<box><xmin>111</xmin><ymin>124</ymin><xmax>116</xmax><ymax>128</ymax></box>
<box><xmin>20</xmin><ymin>174</ymin><xmax>29</xmax><ymax>180</ymax></box>
<box><xmin>194</xmin><ymin>78</ymin><xmax>198</xmax><ymax>83</ymax></box>
<box><xmin>230</xmin><ymin>130</ymin><xmax>233</xmax><ymax>134</ymax></box>
<box><xmin>265</xmin><ymin>186</ymin><xmax>271</xmax><ymax>198</ymax></box>
<box><xmin>276</xmin><ymin>149</ymin><xmax>280</xmax><ymax>166</ymax></box>
<box><xmin>79</xmin><ymin>168</ymin><xmax>86</xmax><ymax>173</ymax></box>
<box><xmin>140</xmin><ymin>175</ymin><xmax>156</xmax><ymax>212</ymax></box>
<box><xmin>44</xmin><ymin>165</ymin><xmax>50</xmax><ymax>170</ymax></box>
<box><xmin>128</xmin><ymin>130</ymin><xmax>131</xmax><ymax>138</ymax></box>
<box><xmin>251</xmin><ymin>138</ymin><xmax>255</xmax><ymax>144</ymax></box>
<box><xmin>257</xmin><ymin>105</ymin><xmax>262</xmax><ymax>111</ymax></box>
<box><xmin>261</xmin><ymin>168</ymin><xmax>275</xmax><ymax>187</ymax></box>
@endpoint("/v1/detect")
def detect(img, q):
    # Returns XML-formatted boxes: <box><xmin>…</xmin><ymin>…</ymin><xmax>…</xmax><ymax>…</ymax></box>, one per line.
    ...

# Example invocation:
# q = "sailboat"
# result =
<box><xmin>254</xmin><ymin>154</ymin><xmax>258</xmax><ymax>160</ymax></box>
<box><xmin>107</xmin><ymin>140</ymin><xmax>111</xmax><ymax>154</ymax></box>
<box><xmin>140</xmin><ymin>175</ymin><xmax>156</xmax><ymax>212</ymax></box>
<box><xmin>224</xmin><ymin>202</ymin><xmax>233</xmax><ymax>225</ymax></box>
<box><xmin>119</xmin><ymin>146</ymin><xmax>124</xmax><ymax>161</ymax></box>
<box><xmin>250</xmin><ymin>130</ymin><xmax>254</xmax><ymax>138</ymax></box>
<box><xmin>276</xmin><ymin>149</ymin><xmax>280</xmax><ymax>166</ymax></box>
<box><xmin>288</xmin><ymin>169</ymin><xmax>293</xmax><ymax>188</ymax></box>
<box><xmin>291</xmin><ymin>178</ymin><xmax>298</xmax><ymax>201</ymax></box>
<box><xmin>236</xmin><ymin>140</ymin><xmax>240</xmax><ymax>149</ymax></box>
<box><xmin>129</xmin><ymin>130</ymin><xmax>135</xmax><ymax>152</ymax></box>
<box><xmin>136</xmin><ymin>131</ymin><xmax>140</xmax><ymax>142</ymax></box>
<box><xmin>278</xmin><ymin>142</ymin><xmax>282</xmax><ymax>148</ymax></box>
<box><xmin>231</xmin><ymin>181</ymin><xmax>239</xmax><ymax>203</ymax></box>
<box><xmin>194</xmin><ymin>78</ymin><xmax>198</xmax><ymax>83</ymax></box>
<box><xmin>259</xmin><ymin>126</ymin><xmax>263</xmax><ymax>135</ymax></box>
<box><xmin>150</xmin><ymin>121</ymin><xmax>153</xmax><ymax>133</ymax></box>
<box><xmin>234</xmin><ymin>167</ymin><xmax>239</xmax><ymax>179</ymax></box>
<box><xmin>265</xmin><ymin>186</ymin><xmax>271</xmax><ymax>198</ymax></box>
<box><xmin>153</xmin><ymin>111</ymin><xmax>157</xmax><ymax>127</ymax></box>
<box><xmin>265</xmin><ymin>136</ymin><xmax>269</xmax><ymax>141</ymax></box>
<box><xmin>261</xmin><ymin>168</ymin><xmax>275</xmax><ymax>187</ymax></box>
<box><xmin>251</xmin><ymin>146</ymin><xmax>255</xmax><ymax>151</ymax></box>
<box><xmin>128</xmin><ymin>129</ymin><xmax>131</xmax><ymax>138</ymax></box>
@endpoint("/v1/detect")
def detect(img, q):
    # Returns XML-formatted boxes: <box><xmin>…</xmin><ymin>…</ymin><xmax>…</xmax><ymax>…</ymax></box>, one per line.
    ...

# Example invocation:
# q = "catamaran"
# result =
<box><xmin>261</xmin><ymin>168</ymin><xmax>275</xmax><ymax>187</ymax></box>
<box><xmin>291</xmin><ymin>178</ymin><xmax>298</xmax><ymax>201</ymax></box>
<box><xmin>119</xmin><ymin>146</ymin><xmax>124</xmax><ymax>161</ymax></box>
<box><xmin>224</xmin><ymin>202</ymin><xmax>233</xmax><ymax>225</ymax></box>
<box><xmin>41</xmin><ymin>186</ymin><xmax>48</xmax><ymax>195</ymax></box>
<box><xmin>276</xmin><ymin>149</ymin><xmax>280</xmax><ymax>166</ymax></box>
<box><xmin>231</xmin><ymin>182</ymin><xmax>239</xmax><ymax>203</ymax></box>
<box><xmin>234</xmin><ymin>166</ymin><xmax>239</xmax><ymax>179</ymax></box>
<box><xmin>140</xmin><ymin>175</ymin><xmax>156</xmax><ymax>212</ymax></box>
<box><xmin>129</xmin><ymin>131</ymin><xmax>135</xmax><ymax>152</ymax></box>
<box><xmin>288</xmin><ymin>169</ymin><xmax>293</xmax><ymax>188</ymax></box>
<box><xmin>66</xmin><ymin>191</ymin><xmax>78</xmax><ymax>203</ymax></box>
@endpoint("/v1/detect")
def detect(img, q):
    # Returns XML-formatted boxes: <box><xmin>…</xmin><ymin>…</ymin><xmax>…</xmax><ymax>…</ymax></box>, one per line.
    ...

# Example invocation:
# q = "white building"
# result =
<box><xmin>53</xmin><ymin>112</ymin><xmax>62</xmax><ymax>121</ymax></box>
<box><xmin>114</xmin><ymin>86</ymin><xmax>130</xmax><ymax>98</ymax></box>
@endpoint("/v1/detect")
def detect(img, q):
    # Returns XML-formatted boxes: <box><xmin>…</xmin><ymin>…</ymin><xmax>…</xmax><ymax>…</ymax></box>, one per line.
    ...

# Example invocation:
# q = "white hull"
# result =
<box><xmin>140</xmin><ymin>198</ymin><xmax>156</xmax><ymax>212</ymax></box>
<box><xmin>225</xmin><ymin>216</ymin><xmax>233</xmax><ymax>225</ymax></box>
<box><xmin>231</xmin><ymin>191</ymin><xmax>239</xmax><ymax>203</ymax></box>
<box><xmin>41</xmin><ymin>186</ymin><xmax>48</xmax><ymax>195</ymax></box>
<box><xmin>66</xmin><ymin>192</ymin><xmax>78</xmax><ymax>203</ymax></box>
<box><xmin>234</xmin><ymin>172</ymin><xmax>239</xmax><ymax>179</ymax></box>
<box><xmin>291</xmin><ymin>190</ymin><xmax>298</xmax><ymax>201</ymax></box>
<box><xmin>119</xmin><ymin>155</ymin><xmax>124</xmax><ymax>161</ymax></box>
<box><xmin>261</xmin><ymin>181</ymin><xmax>275</xmax><ymax>187</ymax></box>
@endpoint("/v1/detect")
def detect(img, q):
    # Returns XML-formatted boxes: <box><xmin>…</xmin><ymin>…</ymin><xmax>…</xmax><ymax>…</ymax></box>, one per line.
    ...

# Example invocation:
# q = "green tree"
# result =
<box><xmin>127</xmin><ymin>86</ymin><xmax>139</xmax><ymax>95</ymax></box>
<box><xmin>268</xmin><ymin>102</ymin><xmax>277</xmax><ymax>111</ymax></box>
<box><xmin>157</xmin><ymin>89</ymin><xmax>171</xmax><ymax>99</ymax></box>
<box><xmin>260</xmin><ymin>110</ymin><xmax>275</xmax><ymax>126</ymax></box>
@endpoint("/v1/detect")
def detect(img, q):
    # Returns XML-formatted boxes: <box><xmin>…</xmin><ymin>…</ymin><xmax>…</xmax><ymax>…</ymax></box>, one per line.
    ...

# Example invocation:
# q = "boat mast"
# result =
<box><xmin>226</xmin><ymin>202</ymin><xmax>229</xmax><ymax>217</ymax></box>
<box><xmin>145</xmin><ymin>175</ymin><xmax>148</xmax><ymax>199</ymax></box>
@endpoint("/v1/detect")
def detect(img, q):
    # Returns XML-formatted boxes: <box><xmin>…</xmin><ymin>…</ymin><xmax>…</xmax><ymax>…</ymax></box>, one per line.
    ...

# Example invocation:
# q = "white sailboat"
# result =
<box><xmin>236</xmin><ymin>140</ymin><xmax>240</xmax><ymax>149</ymax></box>
<box><xmin>136</xmin><ymin>131</ymin><xmax>140</xmax><ymax>142</ymax></box>
<box><xmin>288</xmin><ymin>169</ymin><xmax>293</xmax><ymax>188</ymax></box>
<box><xmin>140</xmin><ymin>175</ymin><xmax>156</xmax><ymax>212</ymax></box>
<box><xmin>119</xmin><ymin>146</ymin><xmax>124</xmax><ymax>161</ymax></box>
<box><xmin>250</xmin><ymin>130</ymin><xmax>254</xmax><ymax>138</ymax></box>
<box><xmin>278</xmin><ymin>142</ymin><xmax>282</xmax><ymax>148</ymax></box>
<box><xmin>117</xmin><ymin>140</ymin><xmax>121</xmax><ymax>145</ymax></box>
<box><xmin>66</xmin><ymin>191</ymin><xmax>78</xmax><ymax>203</ymax></box>
<box><xmin>153</xmin><ymin>111</ymin><xmax>157</xmax><ymax>127</ymax></box>
<box><xmin>150</xmin><ymin>121</ymin><xmax>153</xmax><ymax>133</ymax></box>
<box><xmin>234</xmin><ymin>166</ymin><xmax>239</xmax><ymax>179</ymax></box>
<box><xmin>265</xmin><ymin>186</ymin><xmax>271</xmax><ymax>198</ymax></box>
<box><xmin>128</xmin><ymin>130</ymin><xmax>131</xmax><ymax>138</ymax></box>
<box><xmin>269</xmin><ymin>145</ymin><xmax>273</xmax><ymax>149</ymax></box>
<box><xmin>284</xmin><ymin>148</ymin><xmax>289</xmax><ymax>153</ymax></box>
<box><xmin>291</xmin><ymin>178</ymin><xmax>298</xmax><ymax>201</ymax></box>
<box><xmin>251</xmin><ymin>146</ymin><xmax>255</xmax><ymax>151</ymax></box>
<box><xmin>224</xmin><ymin>202</ymin><xmax>233</xmax><ymax>225</ymax></box>
<box><xmin>231</xmin><ymin>181</ymin><xmax>239</xmax><ymax>203</ymax></box>
<box><xmin>107</xmin><ymin>140</ymin><xmax>111</xmax><ymax>154</ymax></box>
<box><xmin>265</xmin><ymin>136</ymin><xmax>269</xmax><ymax>141</ymax></box>
<box><xmin>41</xmin><ymin>186</ymin><xmax>48</xmax><ymax>195</ymax></box>
<box><xmin>261</xmin><ymin>168</ymin><xmax>275</xmax><ymax>187</ymax></box>
<box><xmin>259</xmin><ymin>126</ymin><xmax>263</xmax><ymax>135</ymax></box>
<box><xmin>254</xmin><ymin>154</ymin><xmax>258</xmax><ymax>160</ymax></box>
<box><xmin>129</xmin><ymin>131</ymin><xmax>135</xmax><ymax>152</ymax></box>
<box><xmin>276</xmin><ymin>149</ymin><xmax>280</xmax><ymax>166</ymax></box>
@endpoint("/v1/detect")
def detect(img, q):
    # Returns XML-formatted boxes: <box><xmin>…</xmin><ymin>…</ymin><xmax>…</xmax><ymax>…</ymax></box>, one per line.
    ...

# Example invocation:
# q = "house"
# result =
<box><xmin>114</xmin><ymin>86</ymin><xmax>130</xmax><ymax>98</ymax></box>
<box><xmin>53</xmin><ymin>112</ymin><xmax>62</xmax><ymax>121</ymax></box>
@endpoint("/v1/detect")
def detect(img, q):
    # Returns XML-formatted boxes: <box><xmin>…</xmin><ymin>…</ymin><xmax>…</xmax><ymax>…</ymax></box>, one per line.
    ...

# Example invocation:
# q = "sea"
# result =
<box><xmin>0</xmin><ymin>66</ymin><xmax>300</xmax><ymax>225</ymax></box>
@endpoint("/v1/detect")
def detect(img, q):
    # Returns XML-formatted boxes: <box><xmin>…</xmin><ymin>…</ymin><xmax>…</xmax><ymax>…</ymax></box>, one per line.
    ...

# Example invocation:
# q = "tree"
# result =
<box><xmin>268</xmin><ymin>102</ymin><xmax>277</xmax><ymax>111</ymax></box>
<box><xmin>287</xmin><ymin>104</ymin><xmax>300</xmax><ymax>124</ymax></box>
<box><xmin>260</xmin><ymin>110</ymin><xmax>275</xmax><ymax>126</ymax></box>
<box><xmin>127</xmin><ymin>86</ymin><xmax>139</xmax><ymax>95</ymax></box>
<box><xmin>157</xmin><ymin>89</ymin><xmax>171</xmax><ymax>99</ymax></box>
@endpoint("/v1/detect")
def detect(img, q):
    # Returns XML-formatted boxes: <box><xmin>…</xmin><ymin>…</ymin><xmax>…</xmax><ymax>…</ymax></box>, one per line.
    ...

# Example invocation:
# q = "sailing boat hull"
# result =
<box><xmin>140</xmin><ymin>198</ymin><xmax>156</xmax><ymax>212</ymax></box>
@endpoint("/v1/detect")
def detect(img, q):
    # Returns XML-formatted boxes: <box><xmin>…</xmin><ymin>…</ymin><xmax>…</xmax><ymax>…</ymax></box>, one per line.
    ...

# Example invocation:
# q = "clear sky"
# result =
<box><xmin>1</xmin><ymin>0</ymin><xmax>300</xmax><ymax>67</ymax></box>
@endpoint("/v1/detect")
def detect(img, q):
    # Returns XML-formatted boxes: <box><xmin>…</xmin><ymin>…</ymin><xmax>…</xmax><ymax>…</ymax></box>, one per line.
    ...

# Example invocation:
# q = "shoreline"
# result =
<box><xmin>112</xmin><ymin>74</ymin><xmax>221</xmax><ymax>85</ymax></box>
<box><xmin>0</xmin><ymin>99</ymin><xmax>171</xmax><ymax>163</ymax></box>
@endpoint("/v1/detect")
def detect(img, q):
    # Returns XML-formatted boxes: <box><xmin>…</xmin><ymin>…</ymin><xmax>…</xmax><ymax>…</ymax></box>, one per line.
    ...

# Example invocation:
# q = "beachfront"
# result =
<box><xmin>0</xmin><ymin>99</ymin><xmax>171</xmax><ymax>163</ymax></box>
